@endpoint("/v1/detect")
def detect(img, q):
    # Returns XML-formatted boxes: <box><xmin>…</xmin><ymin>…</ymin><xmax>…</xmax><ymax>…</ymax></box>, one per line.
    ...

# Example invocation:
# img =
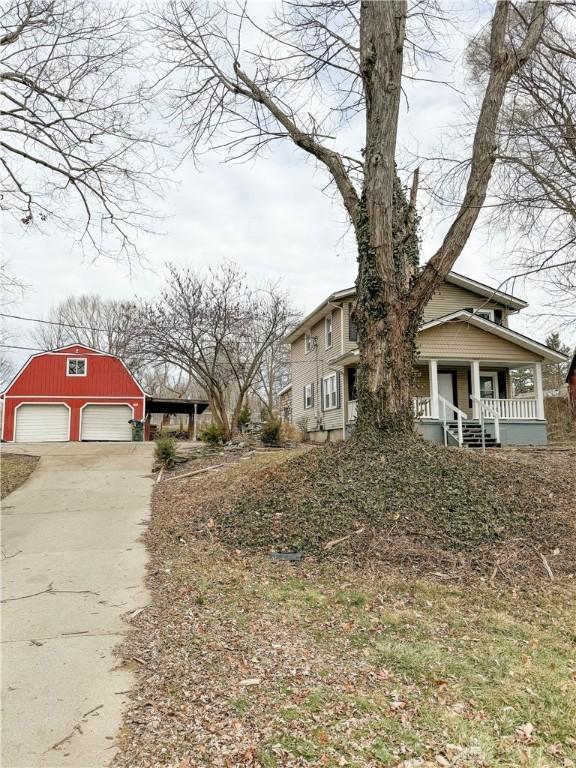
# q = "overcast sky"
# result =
<box><xmin>2</xmin><ymin>0</ymin><xmax>573</xmax><ymax>371</ymax></box>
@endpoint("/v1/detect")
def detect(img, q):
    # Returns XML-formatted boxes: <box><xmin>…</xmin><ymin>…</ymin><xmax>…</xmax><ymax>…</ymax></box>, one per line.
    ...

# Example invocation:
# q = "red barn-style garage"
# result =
<box><xmin>1</xmin><ymin>345</ymin><xmax>145</xmax><ymax>442</ymax></box>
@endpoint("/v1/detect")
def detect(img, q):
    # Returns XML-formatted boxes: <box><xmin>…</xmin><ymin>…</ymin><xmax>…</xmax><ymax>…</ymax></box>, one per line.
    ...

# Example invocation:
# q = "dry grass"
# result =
<box><xmin>115</xmin><ymin>447</ymin><xmax>576</xmax><ymax>768</ymax></box>
<box><xmin>0</xmin><ymin>452</ymin><xmax>39</xmax><ymax>499</ymax></box>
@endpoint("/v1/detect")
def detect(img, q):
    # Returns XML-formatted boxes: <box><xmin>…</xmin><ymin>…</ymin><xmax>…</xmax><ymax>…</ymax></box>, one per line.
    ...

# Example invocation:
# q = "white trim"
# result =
<box><xmin>322</xmin><ymin>371</ymin><xmax>338</xmax><ymax>411</ymax></box>
<box><xmin>420</xmin><ymin>310</ymin><xmax>569</xmax><ymax>363</ymax></box>
<box><xmin>66</xmin><ymin>357</ymin><xmax>87</xmax><ymax>377</ymax></box>
<box><xmin>277</xmin><ymin>383</ymin><xmax>292</xmax><ymax>397</ymax></box>
<box><xmin>13</xmin><ymin>401</ymin><xmax>72</xmax><ymax>442</ymax></box>
<box><xmin>285</xmin><ymin>271</ymin><xmax>527</xmax><ymax>343</ymax></box>
<box><xmin>1</xmin><ymin>348</ymin><xmax>146</xmax><ymax>398</ymax></box>
<box><xmin>479</xmin><ymin>370</ymin><xmax>499</xmax><ymax>399</ymax></box>
<box><xmin>445</xmin><ymin>272</ymin><xmax>527</xmax><ymax>310</ymax></box>
<box><xmin>4</xmin><ymin>395</ymin><xmax>145</xmax><ymax>399</ymax></box>
<box><xmin>79</xmin><ymin>402</ymin><xmax>135</xmax><ymax>441</ymax></box>
<box><xmin>1</xmin><ymin>395</ymin><xmax>6</xmax><ymax>441</ymax></box>
<box><xmin>534</xmin><ymin>362</ymin><xmax>545</xmax><ymax>420</ymax></box>
<box><xmin>471</xmin><ymin>361</ymin><xmax>481</xmax><ymax>419</ymax></box>
<box><xmin>474</xmin><ymin>308</ymin><xmax>495</xmax><ymax>322</ymax></box>
<box><xmin>325</xmin><ymin>313</ymin><xmax>333</xmax><ymax>350</ymax></box>
<box><xmin>429</xmin><ymin>360</ymin><xmax>439</xmax><ymax>419</ymax></box>
<box><xmin>340</xmin><ymin>305</ymin><xmax>345</xmax><ymax>355</ymax></box>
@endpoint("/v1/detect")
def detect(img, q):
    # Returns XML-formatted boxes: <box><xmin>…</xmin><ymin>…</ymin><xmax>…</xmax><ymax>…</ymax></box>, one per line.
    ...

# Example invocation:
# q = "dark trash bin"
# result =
<box><xmin>129</xmin><ymin>419</ymin><xmax>145</xmax><ymax>442</ymax></box>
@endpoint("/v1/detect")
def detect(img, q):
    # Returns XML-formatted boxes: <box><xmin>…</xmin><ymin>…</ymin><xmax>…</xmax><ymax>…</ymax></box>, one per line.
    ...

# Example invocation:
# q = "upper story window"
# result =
<box><xmin>475</xmin><ymin>308</ymin><xmax>495</xmax><ymax>322</ymax></box>
<box><xmin>67</xmin><ymin>357</ymin><xmax>87</xmax><ymax>376</ymax></box>
<box><xmin>325</xmin><ymin>313</ymin><xmax>333</xmax><ymax>349</ymax></box>
<box><xmin>348</xmin><ymin>303</ymin><xmax>358</xmax><ymax>342</ymax></box>
<box><xmin>305</xmin><ymin>332</ymin><xmax>316</xmax><ymax>353</ymax></box>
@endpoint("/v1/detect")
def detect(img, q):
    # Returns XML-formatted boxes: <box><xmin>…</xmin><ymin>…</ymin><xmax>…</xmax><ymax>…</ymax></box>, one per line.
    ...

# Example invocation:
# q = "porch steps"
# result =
<box><xmin>446</xmin><ymin>421</ymin><xmax>501</xmax><ymax>449</ymax></box>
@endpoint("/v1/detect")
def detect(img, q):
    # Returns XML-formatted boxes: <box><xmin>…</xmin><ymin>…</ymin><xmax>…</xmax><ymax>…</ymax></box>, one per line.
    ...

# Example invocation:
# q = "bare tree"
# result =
<box><xmin>140</xmin><ymin>263</ymin><xmax>295</xmax><ymax>440</ymax></box>
<box><xmin>154</xmin><ymin>0</ymin><xmax>551</xmax><ymax>433</ymax></box>
<box><xmin>32</xmin><ymin>294</ymin><xmax>146</xmax><ymax>373</ymax></box>
<box><xmin>251</xmin><ymin>337</ymin><xmax>292</xmax><ymax>419</ymax></box>
<box><xmin>465</xmin><ymin>4</ymin><xmax>576</xmax><ymax>302</ymax></box>
<box><xmin>1</xmin><ymin>0</ymin><xmax>160</xmax><ymax>259</ymax></box>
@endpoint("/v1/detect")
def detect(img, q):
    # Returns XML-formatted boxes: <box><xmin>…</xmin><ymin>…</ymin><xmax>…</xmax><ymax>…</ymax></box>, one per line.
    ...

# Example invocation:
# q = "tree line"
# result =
<box><xmin>31</xmin><ymin>263</ymin><xmax>299</xmax><ymax>440</ymax></box>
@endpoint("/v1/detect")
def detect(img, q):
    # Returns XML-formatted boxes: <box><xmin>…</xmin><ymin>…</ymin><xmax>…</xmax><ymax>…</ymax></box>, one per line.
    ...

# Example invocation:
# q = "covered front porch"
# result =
<box><xmin>340</xmin><ymin>358</ymin><xmax>546</xmax><ymax>447</ymax></box>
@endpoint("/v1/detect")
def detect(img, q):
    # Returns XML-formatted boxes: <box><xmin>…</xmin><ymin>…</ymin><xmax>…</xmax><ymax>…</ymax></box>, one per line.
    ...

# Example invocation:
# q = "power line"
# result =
<box><xmin>0</xmin><ymin>343</ymin><xmax>44</xmax><ymax>352</ymax></box>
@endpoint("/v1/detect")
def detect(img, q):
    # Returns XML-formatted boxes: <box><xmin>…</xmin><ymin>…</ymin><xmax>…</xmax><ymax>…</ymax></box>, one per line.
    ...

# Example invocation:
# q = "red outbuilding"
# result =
<box><xmin>1</xmin><ymin>345</ymin><xmax>146</xmax><ymax>442</ymax></box>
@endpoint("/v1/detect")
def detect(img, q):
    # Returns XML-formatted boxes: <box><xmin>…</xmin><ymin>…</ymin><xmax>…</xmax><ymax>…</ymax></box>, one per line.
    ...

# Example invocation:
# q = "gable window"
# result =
<box><xmin>348</xmin><ymin>303</ymin><xmax>358</xmax><ymax>342</ymax></box>
<box><xmin>323</xmin><ymin>372</ymin><xmax>338</xmax><ymax>410</ymax></box>
<box><xmin>304</xmin><ymin>383</ymin><xmax>314</xmax><ymax>409</ymax></box>
<box><xmin>475</xmin><ymin>308</ymin><xmax>495</xmax><ymax>322</ymax></box>
<box><xmin>67</xmin><ymin>358</ymin><xmax>87</xmax><ymax>376</ymax></box>
<box><xmin>325</xmin><ymin>313</ymin><xmax>333</xmax><ymax>349</ymax></box>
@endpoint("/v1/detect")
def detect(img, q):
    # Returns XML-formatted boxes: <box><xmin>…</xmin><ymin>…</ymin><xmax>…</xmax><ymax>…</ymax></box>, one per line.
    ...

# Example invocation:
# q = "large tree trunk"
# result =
<box><xmin>354</xmin><ymin>1</ymin><xmax>419</xmax><ymax>435</ymax></box>
<box><xmin>353</xmin><ymin>0</ymin><xmax>546</xmax><ymax>436</ymax></box>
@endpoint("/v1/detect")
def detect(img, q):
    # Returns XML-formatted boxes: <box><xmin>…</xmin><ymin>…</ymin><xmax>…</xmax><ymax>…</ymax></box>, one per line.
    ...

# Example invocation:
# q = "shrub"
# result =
<box><xmin>280</xmin><ymin>421</ymin><xmax>304</xmax><ymax>443</ymax></box>
<box><xmin>200</xmin><ymin>422</ymin><xmax>225</xmax><ymax>446</ymax></box>
<box><xmin>237</xmin><ymin>403</ymin><xmax>252</xmax><ymax>430</ymax></box>
<box><xmin>154</xmin><ymin>436</ymin><xmax>177</xmax><ymax>468</ymax></box>
<box><xmin>260</xmin><ymin>417</ymin><xmax>282</xmax><ymax>446</ymax></box>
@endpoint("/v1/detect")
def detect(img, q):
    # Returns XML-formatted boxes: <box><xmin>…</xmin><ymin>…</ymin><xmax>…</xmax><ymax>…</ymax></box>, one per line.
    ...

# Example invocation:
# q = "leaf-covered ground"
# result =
<box><xmin>200</xmin><ymin>439</ymin><xmax>576</xmax><ymax>580</ymax></box>
<box><xmin>115</xmin><ymin>446</ymin><xmax>576</xmax><ymax>767</ymax></box>
<box><xmin>0</xmin><ymin>452</ymin><xmax>39</xmax><ymax>499</ymax></box>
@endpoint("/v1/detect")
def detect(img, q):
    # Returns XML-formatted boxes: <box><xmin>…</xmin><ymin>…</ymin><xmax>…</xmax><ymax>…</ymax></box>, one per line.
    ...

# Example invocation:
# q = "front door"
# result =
<box><xmin>438</xmin><ymin>372</ymin><xmax>454</xmax><ymax>406</ymax></box>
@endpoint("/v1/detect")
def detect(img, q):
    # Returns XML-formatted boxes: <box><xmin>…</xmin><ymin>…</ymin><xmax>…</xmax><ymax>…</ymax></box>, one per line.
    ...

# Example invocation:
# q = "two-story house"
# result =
<box><xmin>282</xmin><ymin>272</ymin><xmax>568</xmax><ymax>447</ymax></box>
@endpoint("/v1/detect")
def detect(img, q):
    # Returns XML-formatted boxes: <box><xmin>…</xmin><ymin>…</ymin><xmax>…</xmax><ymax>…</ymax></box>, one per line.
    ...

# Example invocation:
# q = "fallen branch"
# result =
<box><xmin>47</xmin><ymin>724</ymin><xmax>82</xmax><ymax>752</ymax></box>
<box><xmin>535</xmin><ymin>549</ymin><xmax>554</xmax><ymax>581</ymax></box>
<box><xmin>163</xmin><ymin>464</ymin><xmax>225</xmax><ymax>482</ymax></box>
<box><xmin>322</xmin><ymin>528</ymin><xmax>365</xmax><ymax>551</ymax></box>
<box><xmin>82</xmin><ymin>704</ymin><xmax>104</xmax><ymax>718</ymax></box>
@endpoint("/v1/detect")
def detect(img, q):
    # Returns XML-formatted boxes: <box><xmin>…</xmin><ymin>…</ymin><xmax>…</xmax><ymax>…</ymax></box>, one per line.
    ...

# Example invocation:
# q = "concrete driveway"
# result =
<box><xmin>1</xmin><ymin>442</ymin><xmax>154</xmax><ymax>768</ymax></box>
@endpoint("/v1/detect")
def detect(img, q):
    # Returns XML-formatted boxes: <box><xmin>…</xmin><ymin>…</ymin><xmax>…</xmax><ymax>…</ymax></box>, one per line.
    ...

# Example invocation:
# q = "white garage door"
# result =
<box><xmin>15</xmin><ymin>404</ymin><xmax>70</xmax><ymax>442</ymax></box>
<box><xmin>81</xmin><ymin>405</ymin><xmax>133</xmax><ymax>441</ymax></box>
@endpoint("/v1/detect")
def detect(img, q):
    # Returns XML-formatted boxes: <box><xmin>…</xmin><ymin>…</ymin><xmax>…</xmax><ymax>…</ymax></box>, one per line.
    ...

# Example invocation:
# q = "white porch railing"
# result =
<box><xmin>439</xmin><ymin>395</ymin><xmax>468</xmax><ymax>447</ymax></box>
<box><xmin>481</xmin><ymin>398</ymin><xmax>537</xmax><ymax>420</ymax></box>
<box><xmin>471</xmin><ymin>395</ymin><xmax>501</xmax><ymax>446</ymax></box>
<box><xmin>413</xmin><ymin>396</ymin><xmax>432</xmax><ymax>419</ymax></box>
<box><xmin>347</xmin><ymin>396</ymin><xmax>538</xmax><ymax>428</ymax></box>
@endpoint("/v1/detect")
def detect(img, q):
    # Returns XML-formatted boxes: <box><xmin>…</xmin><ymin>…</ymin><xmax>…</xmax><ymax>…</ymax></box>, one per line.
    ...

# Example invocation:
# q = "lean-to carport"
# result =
<box><xmin>144</xmin><ymin>397</ymin><xmax>210</xmax><ymax>440</ymax></box>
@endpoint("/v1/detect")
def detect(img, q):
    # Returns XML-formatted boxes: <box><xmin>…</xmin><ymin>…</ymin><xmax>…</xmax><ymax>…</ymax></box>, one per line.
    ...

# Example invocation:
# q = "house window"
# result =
<box><xmin>305</xmin><ymin>332</ymin><xmax>316</xmax><ymax>353</ymax></box>
<box><xmin>67</xmin><ymin>358</ymin><xmax>87</xmax><ymax>376</ymax></box>
<box><xmin>480</xmin><ymin>372</ymin><xmax>499</xmax><ymax>399</ymax></box>
<box><xmin>323</xmin><ymin>372</ymin><xmax>338</xmax><ymax>410</ymax></box>
<box><xmin>325</xmin><ymin>314</ymin><xmax>333</xmax><ymax>349</ymax></box>
<box><xmin>475</xmin><ymin>309</ymin><xmax>495</xmax><ymax>322</ymax></box>
<box><xmin>348</xmin><ymin>303</ymin><xmax>358</xmax><ymax>342</ymax></box>
<box><xmin>304</xmin><ymin>383</ymin><xmax>314</xmax><ymax>409</ymax></box>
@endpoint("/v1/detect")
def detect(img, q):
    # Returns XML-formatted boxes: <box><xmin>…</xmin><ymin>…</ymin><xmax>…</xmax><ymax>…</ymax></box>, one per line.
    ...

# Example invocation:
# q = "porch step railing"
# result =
<box><xmin>413</xmin><ymin>396</ymin><xmax>432</xmax><ymax>418</ymax></box>
<box><xmin>471</xmin><ymin>395</ymin><xmax>501</xmax><ymax>446</ymax></box>
<box><xmin>481</xmin><ymin>397</ymin><xmax>537</xmax><ymax>420</ymax></box>
<box><xmin>439</xmin><ymin>395</ymin><xmax>468</xmax><ymax>447</ymax></box>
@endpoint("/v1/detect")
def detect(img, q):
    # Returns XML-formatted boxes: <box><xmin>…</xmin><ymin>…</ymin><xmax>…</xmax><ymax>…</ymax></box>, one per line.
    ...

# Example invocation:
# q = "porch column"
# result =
<box><xmin>471</xmin><ymin>360</ymin><xmax>481</xmax><ymax>419</ymax></box>
<box><xmin>193</xmin><ymin>402</ymin><xmax>198</xmax><ymax>440</ymax></box>
<box><xmin>429</xmin><ymin>359</ymin><xmax>439</xmax><ymax>419</ymax></box>
<box><xmin>534</xmin><ymin>362</ymin><xmax>545</xmax><ymax>420</ymax></box>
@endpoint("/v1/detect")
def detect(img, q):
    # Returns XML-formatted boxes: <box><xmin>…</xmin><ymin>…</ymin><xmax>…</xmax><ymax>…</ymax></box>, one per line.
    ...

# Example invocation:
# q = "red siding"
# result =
<box><xmin>1</xmin><ymin>345</ymin><xmax>145</xmax><ymax>441</ymax></box>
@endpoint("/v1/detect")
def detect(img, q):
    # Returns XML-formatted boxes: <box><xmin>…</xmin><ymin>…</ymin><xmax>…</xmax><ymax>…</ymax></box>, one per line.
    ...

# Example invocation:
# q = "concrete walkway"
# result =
<box><xmin>1</xmin><ymin>442</ymin><xmax>154</xmax><ymax>768</ymax></box>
